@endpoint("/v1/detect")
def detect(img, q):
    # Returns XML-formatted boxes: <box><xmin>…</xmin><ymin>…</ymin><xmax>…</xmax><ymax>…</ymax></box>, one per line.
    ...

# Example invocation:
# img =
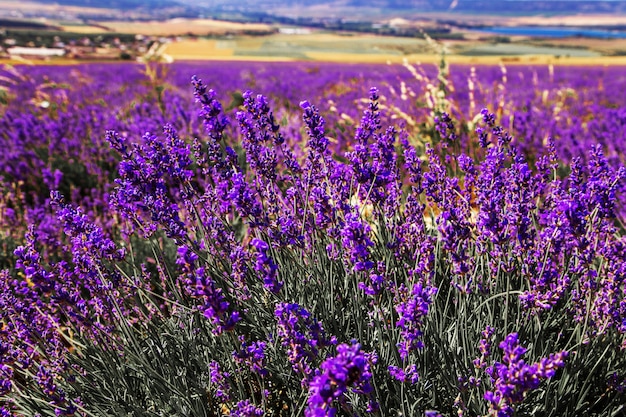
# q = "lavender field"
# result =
<box><xmin>1</xmin><ymin>61</ymin><xmax>625</xmax><ymax>416</ymax></box>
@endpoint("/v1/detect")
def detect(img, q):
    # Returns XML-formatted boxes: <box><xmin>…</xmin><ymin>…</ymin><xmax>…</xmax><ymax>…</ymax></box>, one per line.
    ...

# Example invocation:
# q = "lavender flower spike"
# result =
<box><xmin>484</xmin><ymin>333</ymin><xmax>568</xmax><ymax>417</ymax></box>
<box><xmin>306</xmin><ymin>342</ymin><xmax>375</xmax><ymax>417</ymax></box>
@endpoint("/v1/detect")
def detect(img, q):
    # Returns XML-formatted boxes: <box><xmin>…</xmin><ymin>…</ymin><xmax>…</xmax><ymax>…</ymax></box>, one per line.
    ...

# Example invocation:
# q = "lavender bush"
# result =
<box><xmin>0</xmin><ymin>61</ymin><xmax>625</xmax><ymax>416</ymax></box>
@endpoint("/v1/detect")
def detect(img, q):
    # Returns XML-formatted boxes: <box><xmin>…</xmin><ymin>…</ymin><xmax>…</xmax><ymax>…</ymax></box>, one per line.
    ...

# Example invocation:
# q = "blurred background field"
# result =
<box><xmin>4</xmin><ymin>0</ymin><xmax>626</xmax><ymax>64</ymax></box>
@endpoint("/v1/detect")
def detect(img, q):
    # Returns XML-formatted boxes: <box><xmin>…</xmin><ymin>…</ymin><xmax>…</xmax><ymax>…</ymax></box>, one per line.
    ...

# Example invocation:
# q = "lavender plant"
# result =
<box><xmin>0</xmin><ymin>64</ymin><xmax>625</xmax><ymax>417</ymax></box>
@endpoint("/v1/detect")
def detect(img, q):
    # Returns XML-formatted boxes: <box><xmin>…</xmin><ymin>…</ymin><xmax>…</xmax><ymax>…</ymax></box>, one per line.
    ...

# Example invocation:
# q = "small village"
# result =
<box><xmin>0</xmin><ymin>28</ymin><xmax>178</xmax><ymax>61</ymax></box>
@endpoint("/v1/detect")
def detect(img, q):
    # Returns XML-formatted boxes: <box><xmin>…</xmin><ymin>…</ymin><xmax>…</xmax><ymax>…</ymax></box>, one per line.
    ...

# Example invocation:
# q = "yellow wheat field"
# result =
<box><xmin>98</xmin><ymin>19</ymin><xmax>273</xmax><ymax>36</ymax></box>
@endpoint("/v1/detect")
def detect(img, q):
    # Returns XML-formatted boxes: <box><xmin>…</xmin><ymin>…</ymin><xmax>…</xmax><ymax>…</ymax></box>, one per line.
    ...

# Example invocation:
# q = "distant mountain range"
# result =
<box><xmin>29</xmin><ymin>0</ymin><xmax>626</xmax><ymax>15</ymax></box>
<box><xmin>34</xmin><ymin>0</ymin><xmax>183</xmax><ymax>10</ymax></box>
<box><xmin>194</xmin><ymin>0</ymin><xmax>626</xmax><ymax>14</ymax></box>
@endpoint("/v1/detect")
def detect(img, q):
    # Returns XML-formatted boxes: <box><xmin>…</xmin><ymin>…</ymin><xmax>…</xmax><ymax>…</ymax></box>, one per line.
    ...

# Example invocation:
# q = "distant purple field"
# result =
<box><xmin>7</xmin><ymin>61</ymin><xmax>626</xmax><ymax>162</ymax></box>
<box><xmin>2</xmin><ymin>61</ymin><xmax>625</xmax><ymax>223</ymax></box>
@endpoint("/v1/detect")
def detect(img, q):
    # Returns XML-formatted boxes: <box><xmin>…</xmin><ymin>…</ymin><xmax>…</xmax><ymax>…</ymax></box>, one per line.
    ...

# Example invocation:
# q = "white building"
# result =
<box><xmin>7</xmin><ymin>47</ymin><xmax>66</xmax><ymax>57</ymax></box>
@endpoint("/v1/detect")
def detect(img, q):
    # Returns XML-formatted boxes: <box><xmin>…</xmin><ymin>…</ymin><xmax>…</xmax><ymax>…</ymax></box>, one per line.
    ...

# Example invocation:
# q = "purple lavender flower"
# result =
<box><xmin>0</xmin><ymin>361</ymin><xmax>13</xmax><ymax>396</ymax></box>
<box><xmin>370</xmin><ymin>125</ymin><xmax>401</xmax><ymax>214</ymax></box>
<box><xmin>476</xmin><ymin>126</ymin><xmax>489</xmax><ymax>148</ymax></box>
<box><xmin>423</xmin><ymin>147</ymin><xmax>473</xmax><ymax>282</ymax></box>
<box><xmin>355</xmin><ymin>87</ymin><xmax>382</xmax><ymax>147</ymax></box>
<box><xmin>230</xmin><ymin>399</ymin><xmax>264</xmax><ymax>417</ymax></box>
<box><xmin>387</xmin><ymin>364</ymin><xmax>405</xmax><ymax>382</ymax></box>
<box><xmin>484</xmin><ymin>333</ymin><xmax>568</xmax><ymax>417</ymax></box>
<box><xmin>208</xmin><ymin>360</ymin><xmax>231</xmax><ymax>402</ymax></box>
<box><xmin>475</xmin><ymin>144</ymin><xmax>508</xmax><ymax>247</ymax></box>
<box><xmin>230</xmin><ymin>244</ymin><xmax>251</xmax><ymax>300</ymax></box>
<box><xmin>347</xmin><ymin>88</ymin><xmax>381</xmax><ymax>185</ymax></box>
<box><xmin>388</xmin><ymin>364</ymin><xmax>419</xmax><ymax>384</ymax></box>
<box><xmin>13</xmin><ymin>227</ymin><xmax>54</xmax><ymax>294</ymax></box>
<box><xmin>238</xmin><ymin>90</ymin><xmax>301</xmax><ymax>180</ymax></box>
<box><xmin>301</xmin><ymin>99</ymin><xmax>337</xmax><ymax>230</ymax></box>
<box><xmin>306</xmin><ymin>342</ymin><xmax>374</xmax><ymax>417</ymax></box>
<box><xmin>250</xmin><ymin>238</ymin><xmax>282</xmax><ymax>294</ymax></box>
<box><xmin>0</xmin><ymin>405</ymin><xmax>13</xmax><ymax>417</ymax></box>
<box><xmin>503</xmin><ymin>148</ymin><xmax>537</xmax><ymax>255</ymax></box>
<box><xmin>395</xmin><ymin>282</ymin><xmax>437</xmax><ymax>360</ymax></box>
<box><xmin>275</xmin><ymin>302</ymin><xmax>336</xmax><ymax>383</ymax></box>
<box><xmin>191</xmin><ymin>75</ymin><xmax>229</xmax><ymax>159</ymax></box>
<box><xmin>228</xmin><ymin>172</ymin><xmax>264</xmax><ymax>221</ymax></box>
<box><xmin>50</xmin><ymin>192</ymin><xmax>125</xmax><ymax>271</ymax></box>
<box><xmin>301</xmin><ymin>100</ymin><xmax>329</xmax><ymax>159</ymax></box>
<box><xmin>237</xmin><ymin>105</ymin><xmax>279</xmax><ymax>181</ymax></box>
<box><xmin>41</xmin><ymin>168</ymin><xmax>63</xmax><ymax>191</ymax></box>
<box><xmin>107</xmin><ymin>127</ymin><xmax>192</xmax><ymax>241</ymax></box>
<box><xmin>309</xmin><ymin>186</ymin><xmax>334</xmax><ymax>229</ymax></box>
<box><xmin>340</xmin><ymin>211</ymin><xmax>374</xmax><ymax>273</ymax></box>
<box><xmin>434</xmin><ymin>111</ymin><xmax>458</xmax><ymax>144</ymax></box>
<box><xmin>587</xmin><ymin>145</ymin><xmax>624</xmax><ymax>219</ymax></box>
<box><xmin>233</xmin><ymin>336</ymin><xmax>268</xmax><ymax>377</ymax></box>
<box><xmin>193</xmin><ymin>266</ymin><xmax>240</xmax><ymax>331</ymax></box>
<box><xmin>177</xmin><ymin>245</ymin><xmax>239</xmax><ymax>334</ymax></box>
<box><xmin>607</xmin><ymin>372</ymin><xmax>626</xmax><ymax>394</ymax></box>
<box><xmin>473</xmin><ymin>326</ymin><xmax>495</xmax><ymax>370</ymax></box>
<box><xmin>402</xmin><ymin>136</ymin><xmax>423</xmax><ymax>188</ymax></box>
<box><xmin>35</xmin><ymin>365</ymin><xmax>77</xmax><ymax>414</ymax></box>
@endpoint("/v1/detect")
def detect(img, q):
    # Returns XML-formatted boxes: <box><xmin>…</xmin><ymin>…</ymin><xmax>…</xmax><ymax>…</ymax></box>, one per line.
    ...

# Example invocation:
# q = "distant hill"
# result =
<box><xmin>21</xmin><ymin>0</ymin><xmax>626</xmax><ymax>19</ymax></box>
<box><xmin>193</xmin><ymin>0</ymin><xmax>626</xmax><ymax>15</ymax></box>
<box><xmin>446</xmin><ymin>1</ymin><xmax>626</xmax><ymax>14</ymax></box>
<box><xmin>34</xmin><ymin>0</ymin><xmax>182</xmax><ymax>10</ymax></box>
<box><xmin>0</xmin><ymin>18</ymin><xmax>59</xmax><ymax>30</ymax></box>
